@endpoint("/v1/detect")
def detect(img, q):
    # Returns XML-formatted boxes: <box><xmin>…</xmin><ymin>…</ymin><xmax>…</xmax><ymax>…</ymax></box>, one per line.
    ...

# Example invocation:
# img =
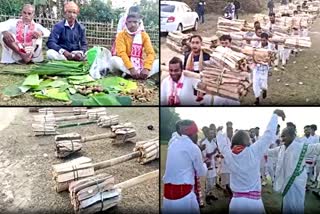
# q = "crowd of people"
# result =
<box><xmin>161</xmin><ymin>0</ymin><xmax>317</xmax><ymax>106</ymax></box>
<box><xmin>162</xmin><ymin>109</ymin><xmax>320</xmax><ymax>213</ymax></box>
<box><xmin>0</xmin><ymin>2</ymin><xmax>159</xmax><ymax>80</ymax></box>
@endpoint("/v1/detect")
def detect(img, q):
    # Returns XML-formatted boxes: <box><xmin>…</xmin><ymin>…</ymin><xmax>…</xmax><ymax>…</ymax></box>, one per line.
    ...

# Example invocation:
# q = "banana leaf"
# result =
<box><xmin>99</xmin><ymin>77</ymin><xmax>137</xmax><ymax>93</ymax></box>
<box><xmin>23</xmin><ymin>74</ymin><xmax>41</xmax><ymax>87</ymax></box>
<box><xmin>83</xmin><ymin>93</ymin><xmax>132</xmax><ymax>106</ymax></box>
<box><xmin>67</xmin><ymin>75</ymin><xmax>95</xmax><ymax>85</ymax></box>
<box><xmin>31</xmin><ymin>79</ymin><xmax>54</xmax><ymax>91</ymax></box>
<box><xmin>2</xmin><ymin>85</ymin><xmax>24</xmax><ymax>97</ymax></box>
<box><xmin>33</xmin><ymin>88</ymin><xmax>70</xmax><ymax>101</ymax></box>
<box><xmin>69</xmin><ymin>93</ymin><xmax>88</xmax><ymax>106</ymax></box>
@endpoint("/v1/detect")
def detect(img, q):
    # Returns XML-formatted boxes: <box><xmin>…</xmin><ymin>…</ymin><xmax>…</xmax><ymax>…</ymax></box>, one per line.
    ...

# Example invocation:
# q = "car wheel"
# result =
<box><xmin>177</xmin><ymin>24</ymin><xmax>183</xmax><ymax>32</ymax></box>
<box><xmin>193</xmin><ymin>19</ymin><xmax>199</xmax><ymax>31</ymax></box>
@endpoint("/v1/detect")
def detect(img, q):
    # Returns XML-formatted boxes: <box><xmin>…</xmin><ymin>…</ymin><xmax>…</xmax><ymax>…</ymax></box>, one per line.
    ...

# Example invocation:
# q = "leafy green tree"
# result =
<box><xmin>161</xmin><ymin>108</ymin><xmax>181</xmax><ymax>143</ymax></box>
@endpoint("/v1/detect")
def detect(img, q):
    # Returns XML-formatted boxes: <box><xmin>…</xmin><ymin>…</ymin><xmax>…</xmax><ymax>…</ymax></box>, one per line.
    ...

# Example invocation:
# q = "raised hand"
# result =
<box><xmin>273</xmin><ymin>109</ymin><xmax>285</xmax><ymax>121</ymax></box>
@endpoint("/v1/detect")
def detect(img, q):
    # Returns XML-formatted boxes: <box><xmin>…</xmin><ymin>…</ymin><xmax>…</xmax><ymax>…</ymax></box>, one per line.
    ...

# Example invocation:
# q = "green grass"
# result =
<box><xmin>160</xmin><ymin>144</ymin><xmax>320</xmax><ymax>213</ymax></box>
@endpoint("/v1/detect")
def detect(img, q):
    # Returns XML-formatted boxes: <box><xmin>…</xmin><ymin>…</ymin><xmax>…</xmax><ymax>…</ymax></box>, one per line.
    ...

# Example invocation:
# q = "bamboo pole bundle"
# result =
<box><xmin>97</xmin><ymin>115</ymin><xmax>119</xmax><ymax>128</ymax></box>
<box><xmin>38</xmin><ymin>107</ymin><xmax>87</xmax><ymax>115</ymax></box>
<box><xmin>68</xmin><ymin>170</ymin><xmax>158</xmax><ymax>214</ymax></box>
<box><xmin>53</xmin><ymin>140</ymin><xmax>158</xmax><ymax>192</ymax></box>
<box><xmin>133</xmin><ymin>137</ymin><xmax>159</xmax><ymax>164</ymax></box>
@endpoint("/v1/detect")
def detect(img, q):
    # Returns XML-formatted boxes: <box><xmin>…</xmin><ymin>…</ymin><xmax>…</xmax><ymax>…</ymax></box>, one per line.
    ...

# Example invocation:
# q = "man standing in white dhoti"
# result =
<box><xmin>300</xmin><ymin>125</ymin><xmax>318</xmax><ymax>189</ymax></box>
<box><xmin>0</xmin><ymin>4</ymin><xmax>50</xmax><ymax>64</ymax></box>
<box><xmin>202</xmin><ymin>127</ymin><xmax>219</xmax><ymax>204</ymax></box>
<box><xmin>268</xmin><ymin>126</ymin><xmax>320</xmax><ymax>214</ymax></box>
<box><xmin>216</xmin><ymin>109</ymin><xmax>285</xmax><ymax>214</ymax></box>
<box><xmin>163</xmin><ymin>120</ymin><xmax>207</xmax><ymax>214</ymax></box>
<box><xmin>267</xmin><ymin>124</ymin><xmax>281</xmax><ymax>187</ymax></box>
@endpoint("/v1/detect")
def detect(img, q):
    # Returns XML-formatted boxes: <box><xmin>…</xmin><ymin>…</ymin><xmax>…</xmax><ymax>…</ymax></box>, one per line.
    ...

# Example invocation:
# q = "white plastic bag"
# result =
<box><xmin>89</xmin><ymin>47</ymin><xmax>112</xmax><ymax>79</ymax></box>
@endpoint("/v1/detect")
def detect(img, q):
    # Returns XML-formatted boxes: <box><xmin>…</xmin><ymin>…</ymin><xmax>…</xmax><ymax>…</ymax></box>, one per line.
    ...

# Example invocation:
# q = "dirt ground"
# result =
<box><xmin>161</xmin><ymin>12</ymin><xmax>320</xmax><ymax>105</ymax></box>
<box><xmin>0</xmin><ymin>107</ymin><xmax>159</xmax><ymax>214</ymax></box>
<box><xmin>160</xmin><ymin>144</ymin><xmax>320</xmax><ymax>213</ymax></box>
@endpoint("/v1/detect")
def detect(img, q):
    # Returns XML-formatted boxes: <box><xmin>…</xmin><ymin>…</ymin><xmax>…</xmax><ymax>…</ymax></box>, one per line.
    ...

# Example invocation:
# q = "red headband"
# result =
<box><xmin>180</xmin><ymin>122</ymin><xmax>198</xmax><ymax>136</ymax></box>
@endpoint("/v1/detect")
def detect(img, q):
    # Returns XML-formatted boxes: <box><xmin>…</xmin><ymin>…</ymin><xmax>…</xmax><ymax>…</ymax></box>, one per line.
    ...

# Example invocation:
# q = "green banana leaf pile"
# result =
<box><xmin>1</xmin><ymin>60</ymin><xmax>138</xmax><ymax>106</ymax></box>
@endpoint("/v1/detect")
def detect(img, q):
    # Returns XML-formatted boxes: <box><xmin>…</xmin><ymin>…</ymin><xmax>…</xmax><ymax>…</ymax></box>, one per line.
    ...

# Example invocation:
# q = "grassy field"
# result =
<box><xmin>160</xmin><ymin>143</ymin><xmax>320</xmax><ymax>213</ymax></box>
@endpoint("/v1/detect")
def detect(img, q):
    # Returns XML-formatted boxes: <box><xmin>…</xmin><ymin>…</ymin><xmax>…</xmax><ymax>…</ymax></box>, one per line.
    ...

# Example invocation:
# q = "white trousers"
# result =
<box><xmin>47</xmin><ymin>49</ymin><xmax>83</xmax><ymax>61</ymax></box>
<box><xmin>229</xmin><ymin>197</ymin><xmax>265</xmax><ymax>214</ymax></box>
<box><xmin>253</xmin><ymin>65</ymin><xmax>268</xmax><ymax>98</ymax></box>
<box><xmin>267</xmin><ymin>160</ymin><xmax>277</xmax><ymax>183</ymax></box>
<box><xmin>163</xmin><ymin>191</ymin><xmax>200</xmax><ymax>214</ymax></box>
<box><xmin>206</xmin><ymin>176</ymin><xmax>216</xmax><ymax>195</ymax></box>
<box><xmin>1</xmin><ymin>33</ymin><xmax>43</xmax><ymax>63</ymax></box>
<box><xmin>282</xmin><ymin>176</ymin><xmax>307</xmax><ymax>214</ymax></box>
<box><xmin>110</xmin><ymin>56</ymin><xmax>159</xmax><ymax>78</ymax></box>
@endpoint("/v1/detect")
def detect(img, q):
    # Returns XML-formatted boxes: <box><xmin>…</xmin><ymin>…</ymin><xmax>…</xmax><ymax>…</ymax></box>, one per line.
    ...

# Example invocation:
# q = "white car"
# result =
<box><xmin>161</xmin><ymin>1</ymin><xmax>199</xmax><ymax>33</ymax></box>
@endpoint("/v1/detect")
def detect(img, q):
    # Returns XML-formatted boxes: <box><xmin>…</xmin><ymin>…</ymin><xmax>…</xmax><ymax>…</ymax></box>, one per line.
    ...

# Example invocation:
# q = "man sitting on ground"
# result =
<box><xmin>0</xmin><ymin>4</ymin><xmax>50</xmax><ymax>64</ymax></box>
<box><xmin>46</xmin><ymin>1</ymin><xmax>87</xmax><ymax>61</ymax></box>
<box><xmin>111</xmin><ymin>13</ymin><xmax>158</xmax><ymax>80</ymax></box>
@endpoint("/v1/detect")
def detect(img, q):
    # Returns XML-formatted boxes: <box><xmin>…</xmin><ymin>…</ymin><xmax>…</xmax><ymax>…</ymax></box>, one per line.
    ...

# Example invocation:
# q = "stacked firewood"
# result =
<box><xmin>38</xmin><ymin>107</ymin><xmax>87</xmax><ymax>115</ymax></box>
<box><xmin>134</xmin><ymin>138</ymin><xmax>159</xmax><ymax>164</ymax></box>
<box><xmin>217</xmin><ymin>17</ymin><xmax>245</xmax><ymax>32</ymax></box>
<box><xmin>110</xmin><ymin>123</ymin><xmax>137</xmax><ymax>144</ymax></box>
<box><xmin>166</xmin><ymin>31</ymin><xmax>192</xmax><ymax>53</ymax></box>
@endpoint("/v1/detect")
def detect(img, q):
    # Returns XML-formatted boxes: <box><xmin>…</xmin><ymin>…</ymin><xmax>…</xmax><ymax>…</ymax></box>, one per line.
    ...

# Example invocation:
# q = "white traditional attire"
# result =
<box><xmin>268</xmin><ymin>138</ymin><xmax>320</xmax><ymax>214</ymax></box>
<box><xmin>0</xmin><ymin>19</ymin><xmax>50</xmax><ymax>63</ymax></box>
<box><xmin>161</xmin><ymin>73</ymin><xmax>212</xmax><ymax>106</ymax></box>
<box><xmin>219</xmin><ymin>135</ymin><xmax>231</xmax><ymax>188</ymax></box>
<box><xmin>217</xmin><ymin>113</ymin><xmax>279</xmax><ymax>214</ymax></box>
<box><xmin>163</xmin><ymin>135</ymin><xmax>207</xmax><ymax>214</ymax></box>
<box><xmin>267</xmin><ymin>135</ymin><xmax>280</xmax><ymax>184</ymax></box>
<box><xmin>202</xmin><ymin>138</ymin><xmax>218</xmax><ymax>195</ymax></box>
<box><xmin>300</xmin><ymin>135</ymin><xmax>318</xmax><ymax>183</ymax></box>
<box><xmin>252</xmin><ymin>42</ymin><xmax>273</xmax><ymax>98</ymax></box>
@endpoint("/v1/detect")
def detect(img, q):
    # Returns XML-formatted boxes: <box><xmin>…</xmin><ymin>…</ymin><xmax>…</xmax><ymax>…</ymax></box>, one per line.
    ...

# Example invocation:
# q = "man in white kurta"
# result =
<box><xmin>268</xmin><ymin>126</ymin><xmax>320</xmax><ymax>214</ymax></box>
<box><xmin>161</xmin><ymin>57</ymin><xmax>212</xmax><ymax>105</ymax></box>
<box><xmin>163</xmin><ymin>120</ymin><xmax>207</xmax><ymax>214</ymax></box>
<box><xmin>267</xmin><ymin>124</ymin><xmax>281</xmax><ymax>186</ymax></box>
<box><xmin>202</xmin><ymin>128</ymin><xmax>219</xmax><ymax>204</ymax></box>
<box><xmin>216</xmin><ymin>110</ymin><xmax>285</xmax><ymax>214</ymax></box>
<box><xmin>0</xmin><ymin>4</ymin><xmax>50</xmax><ymax>63</ymax></box>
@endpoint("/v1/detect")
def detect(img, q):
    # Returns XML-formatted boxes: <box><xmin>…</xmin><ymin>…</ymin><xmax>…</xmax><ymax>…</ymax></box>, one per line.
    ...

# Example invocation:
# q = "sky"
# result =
<box><xmin>175</xmin><ymin>107</ymin><xmax>320</xmax><ymax>136</ymax></box>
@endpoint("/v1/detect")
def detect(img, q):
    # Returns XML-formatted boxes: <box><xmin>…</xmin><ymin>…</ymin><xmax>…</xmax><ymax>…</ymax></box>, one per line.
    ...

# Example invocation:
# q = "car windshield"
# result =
<box><xmin>161</xmin><ymin>4</ymin><xmax>175</xmax><ymax>13</ymax></box>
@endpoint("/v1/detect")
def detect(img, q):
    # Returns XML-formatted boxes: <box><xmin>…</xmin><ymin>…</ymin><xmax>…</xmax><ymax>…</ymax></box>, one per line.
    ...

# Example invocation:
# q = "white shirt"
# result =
<box><xmin>0</xmin><ymin>19</ymin><xmax>50</xmax><ymax>37</ymax></box>
<box><xmin>163</xmin><ymin>135</ymin><xmax>207</xmax><ymax>185</ymax></box>
<box><xmin>268</xmin><ymin>139</ymin><xmax>320</xmax><ymax>193</ymax></box>
<box><xmin>168</xmin><ymin>132</ymin><xmax>180</xmax><ymax>148</ymax></box>
<box><xmin>161</xmin><ymin>74</ymin><xmax>212</xmax><ymax>105</ymax></box>
<box><xmin>202</xmin><ymin>138</ymin><xmax>218</xmax><ymax>178</ymax></box>
<box><xmin>217</xmin><ymin>114</ymin><xmax>278</xmax><ymax>192</ymax></box>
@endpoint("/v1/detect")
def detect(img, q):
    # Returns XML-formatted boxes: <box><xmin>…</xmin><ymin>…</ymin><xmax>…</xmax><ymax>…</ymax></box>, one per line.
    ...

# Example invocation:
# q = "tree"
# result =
<box><xmin>140</xmin><ymin>0</ymin><xmax>159</xmax><ymax>29</ymax></box>
<box><xmin>160</xmin><ymin>108</ymin><xmax>181</xmax><ymax>143</ymax></box>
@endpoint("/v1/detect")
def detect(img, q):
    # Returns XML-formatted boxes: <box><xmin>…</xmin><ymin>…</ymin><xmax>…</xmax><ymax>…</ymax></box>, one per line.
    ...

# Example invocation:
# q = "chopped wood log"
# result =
<box><xmin>38</xmin><ymin>107</ymin><xmax>87</xmax><ymax>115</ymax></box>
<box><xmin>133</xmin><ymin>137</ymin><xmax>159</xmax><ymax>164</ymax></box>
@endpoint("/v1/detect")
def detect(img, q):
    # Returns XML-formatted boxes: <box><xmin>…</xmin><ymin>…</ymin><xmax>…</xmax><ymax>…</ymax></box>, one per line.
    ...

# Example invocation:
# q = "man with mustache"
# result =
<box><xmin>0</xmin><ymin>4</ymin><xmax>50</xmax><ymax>63</ymax></box>
<box><xmin>47</xmin><ymin>1</ymin><xmax>87</xmax><ymax>61</ymax></box>
<box><xmin>111</xmin><ymin>13</ymin><xmax>158</xmax><ymax>80</ymax></box>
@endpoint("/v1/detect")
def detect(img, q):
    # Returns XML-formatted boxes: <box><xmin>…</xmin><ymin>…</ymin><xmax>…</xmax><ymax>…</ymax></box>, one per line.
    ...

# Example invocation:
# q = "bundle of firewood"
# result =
<box><xmin>241</xmin><ymin>46</ymin><xmax>276</xmax><ymax>64</ymax></box>
<box><xmin>285</xmin><ymin>36</ymin><xmax>312</xmax><ymax>48</ymax></box>
<box><xmin>196</xmin><ymin>67</ymin><xmax>251</xmax><ymax>100</ymax></box>
<box><xmin>33</xmin><ymin>108</ymin><xmax>107</xmax><ymax>123</ymax></box>
<box><xmin>55</xmin><ymin>129</ymin><xmax>136</xmax><ymax>158</ymax></box>
<box><xmin>217</xmin><ymin>17</ymin><xmax>245</xmax><ymax>32</ymax></box>
<box><xmin>69</xmin><ymin>170</ymin><xmax>158</xmax><ymax>214</ymax></box>
<box><xmin>97</xmin><ymin>115</ymin><xmax>119</xmax><ymax>128</ymax></box>
<box><xmin>253</xmin><ymin>14</ymin><xmax>270</xmax><ymax>26</ymax></box>
<box><xmin>37</xmin><ymin>107</ymin><xmax>87</xmax><ymax>115</ymax></box>
<box><xmin>209</xmin><ymin>46</ymin><xmax>248</xmax><ymax>71</ymax></box>
<box><xmin>133</xmin><ymin>137</ymin><xmax>159</xmax><ymax>164</ymax></box>
<box><xmin>166</xmin><ymin>31</ymin><xmax>192</xmax><ymax>53</ymax></box>
<box><xmin>53</xmin><ymin>139</ymin><xmax>159</xmax><ymax>192</ymax></box>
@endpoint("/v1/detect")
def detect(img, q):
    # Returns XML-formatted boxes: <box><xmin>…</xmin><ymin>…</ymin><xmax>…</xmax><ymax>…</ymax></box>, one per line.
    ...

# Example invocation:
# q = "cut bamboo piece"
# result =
<box><xmin>97</xmin><ymin>115</ymin><xmax>119</xmax><ymax>128</ymax></box>
<box><xmin>38</xmin><ymin>107</ymin><xmax>87</xmax><ymax>115</ymax></box>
